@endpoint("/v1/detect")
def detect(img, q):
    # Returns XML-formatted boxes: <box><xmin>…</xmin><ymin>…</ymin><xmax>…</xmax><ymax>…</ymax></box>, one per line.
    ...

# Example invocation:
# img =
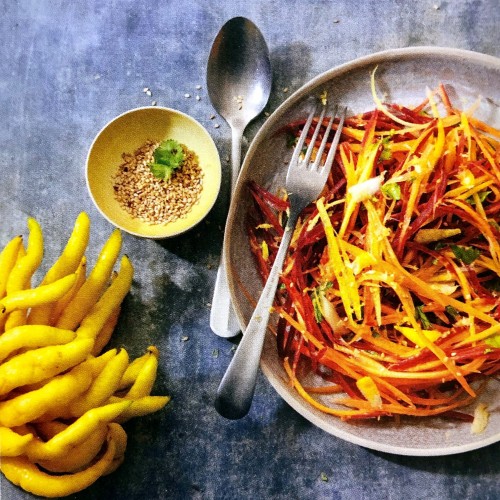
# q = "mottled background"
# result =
<box><xmin>0</xmin><ymin>0</ymin><xmax>499</xmax><ymax>499</ymax></box>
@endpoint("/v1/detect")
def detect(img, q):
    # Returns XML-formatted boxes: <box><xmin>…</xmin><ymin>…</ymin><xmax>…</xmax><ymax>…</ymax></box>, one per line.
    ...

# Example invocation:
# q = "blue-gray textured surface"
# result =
<box><xmin>1</xmin><ymin>0</ymin><xmax>499</xmax><ymax>499</ymax></box>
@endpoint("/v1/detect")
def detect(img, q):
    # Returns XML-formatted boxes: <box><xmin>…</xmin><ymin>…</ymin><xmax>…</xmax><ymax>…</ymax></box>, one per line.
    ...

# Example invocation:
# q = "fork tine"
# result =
<box><xmin>317</xmin><ymin>106</ymin><xmax>346</xmax><ymax>175</ymax></box>
<box><xmin>302</xmin><ymin>105</ymin><xmax>326</xmax><ymax>167</ymax></box>
<box><xmin>311</xmin><ymin>104</ymin><xmax>336</xmax><ymax>171</ymax></box>
<box><xmin>289</xmin><ymin>106</ymin><xmax>317</xmax><ymax>166</ymax></box>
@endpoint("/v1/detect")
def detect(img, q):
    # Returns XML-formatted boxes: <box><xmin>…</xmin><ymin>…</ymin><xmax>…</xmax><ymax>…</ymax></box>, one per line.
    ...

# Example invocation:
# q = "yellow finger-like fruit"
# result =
<box><xmin>0</xmin><ymin>337</ymin><xmax>93</xmax><ymax>396</ymax></box>
<box><xmin>0</xmin><ymin>433</ymin><xmax>116</xmax><ymax>497</ymax></box>
<box><xmin>0</xmin><ymin>427</ymin><xmax>34</xmax><ymax>457</ymax></box>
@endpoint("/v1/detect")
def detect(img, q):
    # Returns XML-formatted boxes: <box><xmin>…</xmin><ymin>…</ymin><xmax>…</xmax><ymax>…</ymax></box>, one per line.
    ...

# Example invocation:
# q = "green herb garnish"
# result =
<box><xmin>416</xmin><ymin>305</ymin><xmax>431</xmax><ymax>329</ymax></box>
<box><xmin>286</xmin><ymin>133</ymin><xmax>295</xmax><ymax>148</ymax></box>
<box><xmin>379</xmin><ymin>136</ymin><xmax>393</xmax><ymax>161</ymax></box>
<box><xmin>312</xmin><ymin>291</ymin><xmax>323</xmax><ymax>323</ymax></box>
<box><xmin>450</xmin><ymin>244</ymin><xmax>480</xmax><ymax>265</ymax></box>
<box><xmin>445</xmin><ymin>305</ymin><xmax>459</xmax><ymax>320</ymax></box>
<box><xmin>466</xmin><ymin>190</ymin><xmax>491</xmax><ymax>205</ymax></box>
<box><xmin>485</xmin><ymin>276</ymin><xmax>500</xmax><ymax>292</ymax></box>
<box><xmin>311</xmin><ymin>282</ymin><xmax>334</xmax><ymax>323</ymax></box>
<box><xmin>381</xmin><ymin>182</ymin><xmax>401</xmax><ymax>201</ymax></box>
<box><xmin>149</xmin><ymin>139</ymin><xmax>185</xmax><ymax>181</ymax></box>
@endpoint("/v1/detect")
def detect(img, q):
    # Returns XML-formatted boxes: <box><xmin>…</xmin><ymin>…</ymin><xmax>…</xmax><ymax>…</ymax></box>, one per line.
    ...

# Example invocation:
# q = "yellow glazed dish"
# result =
<box><xmin>86</xmin><ymin>106</ymin><xmax>221</xmax><ymax>238</ymax></box>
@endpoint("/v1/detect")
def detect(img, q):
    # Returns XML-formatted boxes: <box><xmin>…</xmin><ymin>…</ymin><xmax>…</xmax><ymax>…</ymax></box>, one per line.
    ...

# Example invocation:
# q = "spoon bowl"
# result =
<box><xmin>207</xmin><ymin>17</ymin><xmax>272</xmax><ymax>338</ymax></box>
<box><xmin>207</xmin><ymin>17</ymin><xmax>272</xmax><ymax>132</ymax></box>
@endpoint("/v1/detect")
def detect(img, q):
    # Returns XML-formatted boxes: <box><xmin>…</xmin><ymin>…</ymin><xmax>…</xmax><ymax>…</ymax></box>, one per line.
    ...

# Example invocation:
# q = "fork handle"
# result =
<box><xmin>214</xmin><ymin>208</ymin><xmax>300</xmax><ymax>419</ymax></box>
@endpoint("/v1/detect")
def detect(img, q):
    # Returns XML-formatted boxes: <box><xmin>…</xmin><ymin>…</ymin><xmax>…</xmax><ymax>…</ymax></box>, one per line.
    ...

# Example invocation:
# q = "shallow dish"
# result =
<box><xmin>225</xmin><ymin>47</ymin><xmax>500</xmax><ymax>456</ymax></box>
<box><xmin>86</xmin><ymin>106</ymin><xmax>221</xmax><ymax>238</ymax></box>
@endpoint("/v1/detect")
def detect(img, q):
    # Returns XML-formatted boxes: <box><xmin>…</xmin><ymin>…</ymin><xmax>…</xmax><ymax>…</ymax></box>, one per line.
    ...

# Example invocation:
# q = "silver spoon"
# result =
<box><xmin>207</xmin><ymin>17</ymin><xmax>272</xmax><ymax>338</ymax></box>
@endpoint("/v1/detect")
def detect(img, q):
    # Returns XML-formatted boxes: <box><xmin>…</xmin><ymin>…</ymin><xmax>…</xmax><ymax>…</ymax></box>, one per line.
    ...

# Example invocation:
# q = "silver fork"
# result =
<box><xmin>214</xmin><ymin>103</ymin><xmax>346</xmax><ymax>419</ymax></box>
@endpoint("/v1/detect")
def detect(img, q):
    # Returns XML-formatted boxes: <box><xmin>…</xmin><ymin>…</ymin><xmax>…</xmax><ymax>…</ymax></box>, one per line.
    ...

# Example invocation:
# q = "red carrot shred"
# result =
<box><xmin>244</xmin><ymin>83</ymin><xmax>500</xmax><ymax>422</ymax></box>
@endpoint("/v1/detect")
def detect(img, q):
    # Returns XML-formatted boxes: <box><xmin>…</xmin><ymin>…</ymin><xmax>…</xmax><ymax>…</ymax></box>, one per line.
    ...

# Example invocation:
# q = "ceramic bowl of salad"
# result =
<box><xmin>224</xmin><ymin>47</ymin><xmax>500</xmax><ymax>456</ymax></box>
<box><xmin>86</xmin><ymin>106</ymin><xmax>221</xmax><ymax>238</ymax></box>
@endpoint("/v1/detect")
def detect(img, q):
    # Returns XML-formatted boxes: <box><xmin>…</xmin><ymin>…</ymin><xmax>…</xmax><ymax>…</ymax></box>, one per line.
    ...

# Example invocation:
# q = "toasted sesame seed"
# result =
<box><xmin>112</xmin><ymin>141</ymin><xmax>204</xmax><ymax>225</ymax></box>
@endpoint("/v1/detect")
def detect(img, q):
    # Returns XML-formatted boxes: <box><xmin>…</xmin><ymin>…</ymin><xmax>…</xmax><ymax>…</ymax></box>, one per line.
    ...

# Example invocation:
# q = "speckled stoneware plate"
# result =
<box><xmin>225</xmin><ymin>47</ymin><xmax>500</xmax><ymax>456</ymax></box>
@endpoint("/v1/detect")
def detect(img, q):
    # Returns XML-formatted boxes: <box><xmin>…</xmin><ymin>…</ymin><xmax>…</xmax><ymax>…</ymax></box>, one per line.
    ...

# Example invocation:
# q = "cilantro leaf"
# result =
<box><xmin>320</xmin><ymin>281</ymin><xmax>334</xmax><ymax>292</ymax></box>
<box><xmin>381</xmin><ymin>182</ymin><xmax>401</xmax><ymax>201</ymax></box>
<box><xmin>379</xmin><ymin>136</ymin><xmax>393</xmax><ymax>161</ymax></box>
<box><xmin>485</xmin><ymin>276</ymin><xmax>500</xmax><ymax>292</ymax></box>
<box><xmin>311</xmin><ymin>282</ymin><xmax>334</xmax><ymax>323</ymax></box>
<box><xmin>450</xmin><ymin>245</ymin><xmax>480</xmax><ymax>265</ymax></box>
<box><xmin>149</xmin><ymin>139</ymin><xmax>185</xmax><ymax>181</ymax></box>
<box><xmin>286</xmin><ymin>132</ymin><xmax>298</xmax><ymax>148</ymax></box>
<box><xmin>153</xmin><ymin>139</ymin><xmax>184</xmax><ymax>165</ymax></box>
<box><xmin>445</xmin><ymin>305</ymin><xmax>459</xmax><ymax>320</ymax></box>
<box><xmin>467</xmin><ymin>190</ymin><xmax>491</xmax><ymax>206</ymax></box>
<box><xmin>149</xmin><ymin>162</ymin><xmax>177</xmax><ymax>181</ymax></box>
<box><xmin>416</xmin><ymin>305</ymin><xmax>431</xmax><ymax>329</ymax></box>
<box><xmin>312</xmin><ymin>288</ymin><xmax>323</xmax><ymax>323</ymax></box>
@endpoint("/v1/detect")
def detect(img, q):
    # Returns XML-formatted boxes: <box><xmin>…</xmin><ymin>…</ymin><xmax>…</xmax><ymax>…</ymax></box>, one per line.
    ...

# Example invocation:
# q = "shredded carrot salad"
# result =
<box><xmin>246</xmin><ymin>79</ymin><xmax>500</xmax><ymax>421</ymax></box>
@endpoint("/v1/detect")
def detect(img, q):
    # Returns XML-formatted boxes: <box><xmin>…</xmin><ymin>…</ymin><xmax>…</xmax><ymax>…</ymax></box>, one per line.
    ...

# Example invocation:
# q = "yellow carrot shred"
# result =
<box><xmin>246</xmin><ymin>81</ymin><xmax>500</xmax><ymax>422</ymax></box>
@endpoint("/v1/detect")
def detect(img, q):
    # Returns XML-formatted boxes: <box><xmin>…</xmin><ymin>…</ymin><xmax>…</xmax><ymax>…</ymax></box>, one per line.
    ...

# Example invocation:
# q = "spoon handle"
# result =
<box><xmin>214</xmin><ymin>211</ymin><xmax>298</xmax><ymax>419</ymax></box>
<box><xmin>209</xmin><ymin>126</ymin><xmax>244</xmax><ymax>338</ymax></box>
<box><xmin>210</xmin><ymin>250</ymin><xmax>241</xmax><ymax>337</ymax></box>
<box><xmin>230</xmin><ymin>126</ymin><xmax>243</xmax><ymax>193</ymax></box>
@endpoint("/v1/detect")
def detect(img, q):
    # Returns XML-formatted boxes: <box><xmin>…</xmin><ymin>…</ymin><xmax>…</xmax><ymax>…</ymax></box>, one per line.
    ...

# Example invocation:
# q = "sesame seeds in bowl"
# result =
<box><xmin>86</xmin><ymin>107</ymin><xmax>221</xmax><ymax>239</ymax></box>
<box><xmin>112</xmin><ymin>140</ymin><xmax>204</xmax><ymax>225</ymax></box>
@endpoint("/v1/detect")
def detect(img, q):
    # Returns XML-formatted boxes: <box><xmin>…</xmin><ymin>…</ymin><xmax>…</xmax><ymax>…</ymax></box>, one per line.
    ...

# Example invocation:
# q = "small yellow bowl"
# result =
<box><xmin>86</xmin><ymin>106</ymin><xmax>221</xmax><ymax>238</ymax></box>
